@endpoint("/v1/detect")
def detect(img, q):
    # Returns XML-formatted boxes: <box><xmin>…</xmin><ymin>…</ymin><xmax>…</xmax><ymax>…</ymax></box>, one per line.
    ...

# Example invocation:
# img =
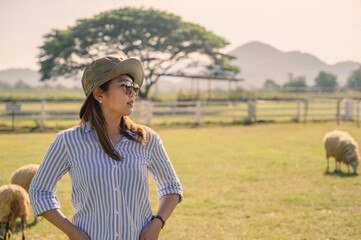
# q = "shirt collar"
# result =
<box><xmin>81</xmin><ymin>121</ymin><xmax>138</xmax><ymax>140</ymax></box>
<box><xmin>82</xmin><ymin>121</ymin><xmax>92</xmax><ymax>133</ymax></box>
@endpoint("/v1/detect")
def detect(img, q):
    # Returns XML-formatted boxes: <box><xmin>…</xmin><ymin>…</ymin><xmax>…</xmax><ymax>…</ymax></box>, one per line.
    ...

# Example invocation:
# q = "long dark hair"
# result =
<box><xmin>80</xmin><ymin>77</ymin><xmax>149</xmax><ymax>161</ymax></box>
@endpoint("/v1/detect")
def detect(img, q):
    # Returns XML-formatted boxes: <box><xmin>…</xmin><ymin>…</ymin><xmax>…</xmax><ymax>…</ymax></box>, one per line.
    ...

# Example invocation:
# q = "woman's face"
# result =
<box><xmin>97</xmin><ymin>74</ymin><xmax>137</xmax><ymax>118</ymax></box>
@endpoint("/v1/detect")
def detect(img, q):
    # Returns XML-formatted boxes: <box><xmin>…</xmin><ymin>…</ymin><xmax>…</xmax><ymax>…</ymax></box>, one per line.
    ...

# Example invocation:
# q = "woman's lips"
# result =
<box><xmin>127</xmin><ymin>101</ymin><xmax>134</xmax><ymax>107</ymax></box>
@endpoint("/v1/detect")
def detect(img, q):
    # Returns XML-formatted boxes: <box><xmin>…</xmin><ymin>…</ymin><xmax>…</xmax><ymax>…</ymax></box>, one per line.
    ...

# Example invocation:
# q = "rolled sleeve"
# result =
<box><xmin>148</xmin><ymin>134</ymin><xmax>183</xmax><ymax>203</ymax></box>
<box><xmin>29</xmin><ymin>132</ymin><xmax>70</xmax><ymax>216</ymax></box>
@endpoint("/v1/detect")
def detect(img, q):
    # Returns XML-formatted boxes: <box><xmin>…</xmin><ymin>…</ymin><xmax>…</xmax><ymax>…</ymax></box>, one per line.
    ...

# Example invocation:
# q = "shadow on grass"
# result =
<box><xmin>323</xmin><ymin>170</ymin><xmax>358</xmax><ymax>178</ymax></box>
<box><xmin>0</xmin><ymin>217</ymin><xmax>41</xmax><ymax>239</ymax></box>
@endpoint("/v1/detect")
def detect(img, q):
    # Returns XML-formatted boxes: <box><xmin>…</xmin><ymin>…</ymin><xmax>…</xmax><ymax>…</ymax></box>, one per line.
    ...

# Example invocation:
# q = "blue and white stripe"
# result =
<box><xmin>29</xmin><ymin>122</ymin><xmax>183</xmax><ymax>240</ymax></box>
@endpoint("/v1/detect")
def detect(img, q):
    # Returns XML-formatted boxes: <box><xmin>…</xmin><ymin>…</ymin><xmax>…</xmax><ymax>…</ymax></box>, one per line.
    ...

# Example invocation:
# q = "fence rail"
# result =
<box><xmin>0</xmin><ymin>98</ymin><xmax>360</xmax><ymax>130</ymax></box>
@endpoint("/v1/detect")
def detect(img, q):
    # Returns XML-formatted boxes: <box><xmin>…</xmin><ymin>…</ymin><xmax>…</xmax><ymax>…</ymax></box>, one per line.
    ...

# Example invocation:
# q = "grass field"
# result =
<box><xmin>0</xmin><ymin>122</ymin><xmax>361</xmax><ymax>239</ymax></box>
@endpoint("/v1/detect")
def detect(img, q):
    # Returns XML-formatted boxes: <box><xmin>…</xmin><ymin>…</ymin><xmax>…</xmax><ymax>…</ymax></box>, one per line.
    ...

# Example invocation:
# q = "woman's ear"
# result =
<box><xmin>93</xmin><ymin>87</ymin><xmax>104</xmax><ymax>103</ymax></box>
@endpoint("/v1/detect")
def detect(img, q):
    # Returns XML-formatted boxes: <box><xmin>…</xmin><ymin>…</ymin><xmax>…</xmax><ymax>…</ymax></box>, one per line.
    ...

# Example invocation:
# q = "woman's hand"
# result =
<box><xmin>67</xmin><ymin>228</ymin><xmax>91</xmax><ymax>240</ymax></box>
<box><xmin>41</xmin><ymin>209</ymin><xmax>90</xmax><ymax>240</ymax></box>
<box><xmin>139</xmin><ymin>219</ymin><xmax>162</xmax><ymax>240</ymax></box>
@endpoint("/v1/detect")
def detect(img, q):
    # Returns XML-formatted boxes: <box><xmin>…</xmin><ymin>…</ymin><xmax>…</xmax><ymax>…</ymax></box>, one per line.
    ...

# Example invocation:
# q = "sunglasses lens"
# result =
<box><xmin>122</xmin><ymin>82</ymin><xmax>131</xmax><ymax>95</ymax></box>
<box><xmin>133</xmin><ymin>84</ymin><xmax>140</xmax><ymax>96</ymax></box>
<box><xmin>124</xmin><ymin>86</ymin><xmax>132</xmax><ymax>95</ymax></box>
<box><xmin>122</xmin><ymin>82</ymin><xmax>140</xmax><ymax>96</ymax></box>
<box><xmin>134</xmin><ymin>88</ymin><xmax>139</xmax><ymax>96</ymax></box>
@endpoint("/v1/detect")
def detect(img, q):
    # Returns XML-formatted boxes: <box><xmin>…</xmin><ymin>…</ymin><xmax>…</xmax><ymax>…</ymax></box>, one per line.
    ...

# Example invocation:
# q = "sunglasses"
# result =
<box><xmin>121</xmin><ymin>82</ymin><xmax>140</xmax><ymax>96</ymax></box>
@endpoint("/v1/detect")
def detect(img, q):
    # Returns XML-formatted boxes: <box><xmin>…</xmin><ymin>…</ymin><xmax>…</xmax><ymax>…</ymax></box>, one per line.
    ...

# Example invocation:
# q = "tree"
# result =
<box><xmin>0</xmin><ymin>81</ymin><xmax>11</xmax><ymax>90</ymax></box>
<box><xmin>263</xmin><ymin>79</ymin><xmax>280</xmax><ymax>91</ymax></box>
<box><xmin>314</xmin><ymin>71</ymin><xmax>338</xmax><ymax>92</ymax></box>
<box><xmin>282</xmin><ymin>74</ymin><xmax>307</xmax><ymax>92</ymax></box>
<box><xmin>14</xmin><ymin>80</ymin><xmax>31</xmax><ymax>90</ymax></box>
<box><xmin>346</xmin><ymin>66</ymin><xmax>361</xmax><ymax>91</ymax></box>
<box><xmin>38</xmin><ymin>8</ymin><xmax>239</xmax><ymax>98</ymax></box>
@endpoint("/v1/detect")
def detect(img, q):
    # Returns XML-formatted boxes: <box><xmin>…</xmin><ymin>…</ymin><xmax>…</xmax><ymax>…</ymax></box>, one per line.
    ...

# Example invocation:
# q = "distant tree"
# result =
<box><xmin>288</xmin><ymin>73</ymin><xmax>294</xmax><ymax>82</ymax></box>
<box><xmin>283</xmin><ymin>74</ymin><xmax>307</xmax><ymax>92</ymax></box>
<box><xmin>54</xmin><ymin>84</ymin><xmax>67</xmax><ymax>90</ymax></box>
<box><xmin>263</xmin><ymin>79</ymin><xmax>280</xmax><ymax>91</ymax></box>
<box><xmin>14</xmin><ymin>80</ymin><xmax>31</xmax><ymax>90</ymax></box>
<box><xmin>346</xmin><ymin>66</ymin><xmax>361</xmax><ymax>91</ymax></box>
<box><xmin>38</xmin><ymin>8</ymin><xmax>239</xmax><ymax>98</ymax></box>
<box><xmin>41</xmin><ymin>83</ymin><xmax>52</xmax><ymax>89</ymax></box>
<box><xmin>314</xmin><ymin>71</ymin><xmax>338</xmax><ymax>92</ymax></box>
<box><xmin>0</xmin><ymin>81</ymin><xmax>11</xmax><ymax>90</ymax></box>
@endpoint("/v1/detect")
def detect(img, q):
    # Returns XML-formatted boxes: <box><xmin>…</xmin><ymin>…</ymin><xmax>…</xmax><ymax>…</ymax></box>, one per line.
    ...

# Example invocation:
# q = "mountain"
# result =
<box><xmin>0</xmin><ymin>68</ymin><xmax>81</xmax><ymax>88</ymax></box>
<box><xmin>1</xmin><ymin>42</ymin><xmax>360</xmax><ymax>90</ymax></box>
<box><xmin>230</xmin><ymin>41</ymin><xmax>360</xmax><ymax>88</ymax></box>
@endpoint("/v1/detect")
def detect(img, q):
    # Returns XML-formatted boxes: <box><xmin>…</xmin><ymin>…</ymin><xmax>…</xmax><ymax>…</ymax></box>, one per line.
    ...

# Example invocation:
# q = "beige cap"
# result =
<box><xmin>79</xmin><ymin>56</ymin><xmax>144</xmax><ymax>118</ymax></box>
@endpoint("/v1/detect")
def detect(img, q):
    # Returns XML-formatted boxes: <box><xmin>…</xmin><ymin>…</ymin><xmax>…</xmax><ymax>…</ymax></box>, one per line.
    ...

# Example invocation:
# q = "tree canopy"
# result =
<box><xmin>39</xmin><ymin>8</ymin><xmax>240</xmax><ymax>98</ymax></box>
<box><xmin>283</xmin><ymin>73</ymin><xmax>307</xmax><ymax>92</ymax></box>
<box><xmin>263</xmin><ymin>79</ymin><xmax>280</xmax><ymax>91</ymax></box>
<box><xmin>346</xmin><ymin>66</ymin><xmax>361</xmax><ymax>91</ymax></box>
<box><xmin>314</xmin><ymin>71</ymin><xmax>338</xmax><ymax>92</ymax></box>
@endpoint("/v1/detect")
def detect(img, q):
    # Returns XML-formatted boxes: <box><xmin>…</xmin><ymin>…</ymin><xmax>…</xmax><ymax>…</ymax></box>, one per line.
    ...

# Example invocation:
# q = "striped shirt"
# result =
<box><xmin>29</xmin><ymin>122</ymin><xmax>183</xmax><ymax>240</ymax></box>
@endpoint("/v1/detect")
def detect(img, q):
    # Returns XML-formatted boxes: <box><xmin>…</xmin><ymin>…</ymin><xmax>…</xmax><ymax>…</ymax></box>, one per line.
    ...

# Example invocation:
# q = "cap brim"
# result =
<box><xmin>79</xmin><ymin>58</ymin><xmax>144</xmax><ymax>119</ymax></box>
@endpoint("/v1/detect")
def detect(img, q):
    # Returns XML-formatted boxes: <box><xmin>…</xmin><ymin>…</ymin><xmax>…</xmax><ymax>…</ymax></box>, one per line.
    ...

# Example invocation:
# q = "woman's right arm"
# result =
<box><xmin>42</xmin><ymin>209</ymin><xmax>90</xmax><ymax>240</ymax></box>
<box><xmin>29</xmin><ymin>133</ymin><xmax>89</xmax><ymax>239</ymax></box>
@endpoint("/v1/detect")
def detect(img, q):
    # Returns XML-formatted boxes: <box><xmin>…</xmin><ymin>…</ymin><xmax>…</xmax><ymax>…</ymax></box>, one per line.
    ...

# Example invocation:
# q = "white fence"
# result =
<box><xmin>0</xmin><ymin>98</ymin><xmax>360</xmax><ymax>130</ymax></box>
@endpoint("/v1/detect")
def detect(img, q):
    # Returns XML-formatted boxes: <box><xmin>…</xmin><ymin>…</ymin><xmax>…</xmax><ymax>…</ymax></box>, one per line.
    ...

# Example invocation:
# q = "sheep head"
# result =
<box><xmin>346</xmin><ymin>151</ymin><xmax>359</xmax><ymax>174</ymax></box>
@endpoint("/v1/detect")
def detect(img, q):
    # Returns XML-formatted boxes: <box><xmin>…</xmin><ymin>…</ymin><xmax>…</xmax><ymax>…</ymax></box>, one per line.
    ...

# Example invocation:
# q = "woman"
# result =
<box><xmin>29</xmin><ymin>56</ymin><xmax>183</xmax><ymax>240</ymax></box>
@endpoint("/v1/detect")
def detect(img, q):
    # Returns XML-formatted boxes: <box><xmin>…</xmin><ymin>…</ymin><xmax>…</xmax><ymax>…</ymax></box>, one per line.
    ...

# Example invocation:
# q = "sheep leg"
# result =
<box><xmin>4</xmin><ymin>222</ymin><xmax>10</xmax><ymax>240</ymax></box>
<box><xmin>334</xmin><ymin>159</ymin><xmax>338</xmax><ymax>172</ymax></box>
<box><xmin>21</xmin><ymin>217</ymin><xmax>26</xmax><ymax>240</ymax></box>
<box><xmin>336</xmin><ymin>160</ymin><xmax>340</xmax><ymax>172</ymax></box>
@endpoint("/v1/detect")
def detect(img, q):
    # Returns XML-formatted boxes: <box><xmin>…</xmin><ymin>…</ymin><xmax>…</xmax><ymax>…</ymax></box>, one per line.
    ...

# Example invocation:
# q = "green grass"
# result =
<box><xmin>1</xmin><ymin>122</ymin><xmax>361</xmax><ymax>239</ymax></box>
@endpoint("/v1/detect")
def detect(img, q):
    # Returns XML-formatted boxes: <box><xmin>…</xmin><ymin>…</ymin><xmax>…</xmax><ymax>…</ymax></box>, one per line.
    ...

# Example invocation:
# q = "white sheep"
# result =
<box><xmin>323</xmin><ymin>130</ymin><xmax>360</xmax><ymax>174</ymax></box>
<box><xmin>0</xmin><ymin>184</ymin><xmax>30</xmax><ymax>240</ymax></box>
<box><xmin>10</xmin><ymin>164</ymin><xmax>39</xmax><ymax>192</ymax></box>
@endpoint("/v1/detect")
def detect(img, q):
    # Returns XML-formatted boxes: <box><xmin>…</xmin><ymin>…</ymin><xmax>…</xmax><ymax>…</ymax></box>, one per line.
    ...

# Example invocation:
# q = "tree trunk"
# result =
<box><xmin>139</xmin><ymin>85</ymin><xmax>151</xmax><ymax>99</ymax></box>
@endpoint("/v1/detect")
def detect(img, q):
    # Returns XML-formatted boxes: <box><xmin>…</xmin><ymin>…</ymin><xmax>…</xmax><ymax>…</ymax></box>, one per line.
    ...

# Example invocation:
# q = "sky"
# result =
<box><xmin>0</xmin><ymin>0</ymin><xmax>360</xmax><ymax>71</ymax></box>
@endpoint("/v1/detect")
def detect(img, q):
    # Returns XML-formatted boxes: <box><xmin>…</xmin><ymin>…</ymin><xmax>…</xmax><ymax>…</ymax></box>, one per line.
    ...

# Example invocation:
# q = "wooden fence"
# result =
<box><xmin>0</xmin><ymin>98</ymin><xmax>360</xmax><ymax>130</ymax></box>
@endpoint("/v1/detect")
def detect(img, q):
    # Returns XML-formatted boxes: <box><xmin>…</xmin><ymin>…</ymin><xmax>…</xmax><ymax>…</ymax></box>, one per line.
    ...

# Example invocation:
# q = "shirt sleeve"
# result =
<box><xmin>148</xmin><ymin>134</ymin><xmax>183</xmax><ymax>203</ymax></box>
<box><xmin>29</xmin><ymin>132</ymin><xmax>70</xmax><ymax>216</ymax></box>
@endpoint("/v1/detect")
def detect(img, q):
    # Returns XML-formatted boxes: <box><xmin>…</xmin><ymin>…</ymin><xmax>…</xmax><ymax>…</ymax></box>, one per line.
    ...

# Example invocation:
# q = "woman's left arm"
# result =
<box><xmin>139</xmin><ymin>194</ymin><xmax>180</xmax><ymax>240</ymax></box>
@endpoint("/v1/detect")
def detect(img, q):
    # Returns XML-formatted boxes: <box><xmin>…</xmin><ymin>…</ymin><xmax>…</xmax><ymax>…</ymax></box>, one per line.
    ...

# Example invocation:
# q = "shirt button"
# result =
<box><xmin>115</xmin><ymin>233</ymin><xmax>118</xmax><ymax>237</ymax></box>
<box><xmin>115</xmin><ymin>211</ymin><xmax>118</xmax><ymax>214</ymax></box>
<box><xmin>114</xmin><ymin>188</ymin><xmax>117</xmax><ymax>191</ymax></box>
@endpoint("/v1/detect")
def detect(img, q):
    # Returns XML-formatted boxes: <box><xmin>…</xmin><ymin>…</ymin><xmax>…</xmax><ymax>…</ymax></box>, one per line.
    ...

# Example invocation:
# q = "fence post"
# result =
<box><xmin>296</xmin><ymin>100</ymin><xmax>301</xmax><ymax>123</ymax></box>
<box><xmin>172</xmin><ymin>101</ymin><xmax>176</xmax><ymax>117</ymax></box>
<box><xmin>343</xmin><ymin>99</ymin><xmax>354</xmax><ymax>121</ymax></box>
<box><xmin>337</xmin><ymin>98</ymin><xmax>343</xmax><ymax>125</ymax></box>
<box><xmin>303</xmin><ymin>100</ymin><xmax>308</xmax><ymax>123</ymax></box>
<box><xmin>41</xmin><ymin>100</ymin><xmax>46</xmax><ymax>131</ymax></box>
<box><xmin>196</xmin><ymin>100</ymin><xmax>203</xmax><ymax>125</ymax></box>
<box><xmin>248</xmin><ymin>100</ymin><xmax>257</xmax><ymax>124</ymax></box>
<box><xmin>357</xmin><ymin>100</ymin><xmax>360</xmax><ymax>128</ymax></box>
<box><xmin>145</xmin><ymin>101</ymin><xmax>153</xmax><ymax>127</ymax></box>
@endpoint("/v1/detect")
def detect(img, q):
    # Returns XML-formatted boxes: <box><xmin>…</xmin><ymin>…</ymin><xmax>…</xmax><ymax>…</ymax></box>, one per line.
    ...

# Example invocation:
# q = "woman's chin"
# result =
<box><xmin>123</xmin><ymin>109</ymin><xmax>133</xmax><ymax>116</ymax></box>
